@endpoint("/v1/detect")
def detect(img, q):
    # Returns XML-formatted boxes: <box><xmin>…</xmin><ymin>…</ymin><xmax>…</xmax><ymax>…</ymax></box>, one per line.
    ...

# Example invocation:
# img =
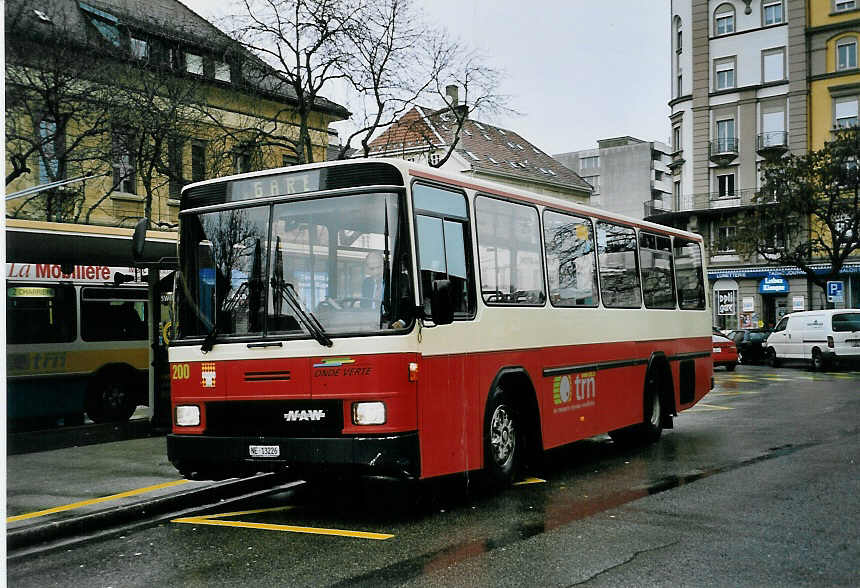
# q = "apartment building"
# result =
<box><xmin>653</xmin><ymin>0</ymin><xmax>859</xmax><ymax>330</ymax></box>
<box><xmin>553</xmin><ymin>137</ymin><xmax>674</xmax><ymax>219</ymax></box>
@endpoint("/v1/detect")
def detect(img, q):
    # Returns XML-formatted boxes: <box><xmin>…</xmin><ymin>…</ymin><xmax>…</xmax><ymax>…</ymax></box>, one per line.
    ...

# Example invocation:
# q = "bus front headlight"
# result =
<box><xmin>352</xmin><ymin>401</ymin><xmax>386</xmax><ymax>425</ymax></box>
<box><xmin>175</xmin><ymin>405</ymin><xmax>201</xmax><ymax>427</ymax></box>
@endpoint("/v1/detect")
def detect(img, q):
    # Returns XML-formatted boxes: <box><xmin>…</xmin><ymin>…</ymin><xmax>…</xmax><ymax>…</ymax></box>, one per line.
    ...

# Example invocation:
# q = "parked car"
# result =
<box><xmin>712</xmin><ymin>333</ymin><xmax>739</xmax><ymax>371</ymax></box>
<box><xmin>766</xmin><ymin>309</ymin><xmax>860</xmax><ymax>370</ymax></box>
<box><xmin>728</xmin><ymin>328</ymin><xmax>773</xmax><ymax>364</ymax></box>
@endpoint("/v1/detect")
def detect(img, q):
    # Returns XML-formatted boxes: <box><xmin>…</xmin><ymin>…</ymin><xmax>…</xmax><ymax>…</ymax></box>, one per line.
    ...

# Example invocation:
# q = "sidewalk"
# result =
<box><xmin>6</xmin><ymin>436</ymin><xmax>283</xmax><ymax>551</ymax></box>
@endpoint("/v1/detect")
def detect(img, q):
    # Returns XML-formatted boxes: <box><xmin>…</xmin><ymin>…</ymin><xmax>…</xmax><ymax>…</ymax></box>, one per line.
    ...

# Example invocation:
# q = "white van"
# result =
<box><xmin>766</xmin><ymin>309</ymin><xmax>860</xmax><ymax>369</ymax></box>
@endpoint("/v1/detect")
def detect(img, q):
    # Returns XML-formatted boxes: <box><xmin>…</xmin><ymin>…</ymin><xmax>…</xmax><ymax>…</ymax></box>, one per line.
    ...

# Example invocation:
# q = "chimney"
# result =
<box><xmin>446</xmin><ymin>84</ymin><xmax>459</xmax><ymax>106</ymax></box>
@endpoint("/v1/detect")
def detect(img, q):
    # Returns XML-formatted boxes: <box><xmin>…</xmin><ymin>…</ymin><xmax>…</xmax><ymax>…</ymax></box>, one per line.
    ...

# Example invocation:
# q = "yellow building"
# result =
<box><xmin>808</xmin><ymin>0</ymin><xmax>860</xmax><ymax>149</ymax></box>
<box><xmin>5</xmin><ymin>0</ymin><xmax>348</xmax><ymax>229</ymax></box>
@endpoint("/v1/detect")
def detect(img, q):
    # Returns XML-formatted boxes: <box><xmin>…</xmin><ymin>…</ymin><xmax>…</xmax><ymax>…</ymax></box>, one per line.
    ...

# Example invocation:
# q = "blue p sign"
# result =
<box><xmin>827</xmin><ymin>281</ymin><xmax>844</xmax><ymax>303</ymax></box>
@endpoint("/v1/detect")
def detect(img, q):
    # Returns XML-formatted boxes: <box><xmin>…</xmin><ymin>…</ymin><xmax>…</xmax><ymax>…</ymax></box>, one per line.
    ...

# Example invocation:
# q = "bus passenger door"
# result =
<box><xmin>412</xmin><ymin>182</ymin><xmax>479</xmax><ymax>478</ymax></box>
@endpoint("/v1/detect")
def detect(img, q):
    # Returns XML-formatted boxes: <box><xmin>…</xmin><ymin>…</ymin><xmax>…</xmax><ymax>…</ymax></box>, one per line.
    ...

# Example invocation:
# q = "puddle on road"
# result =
<box><xmin>331</xmin><ymin>441</ymin><xmax>820</xmax><ymax>586</ymax></box>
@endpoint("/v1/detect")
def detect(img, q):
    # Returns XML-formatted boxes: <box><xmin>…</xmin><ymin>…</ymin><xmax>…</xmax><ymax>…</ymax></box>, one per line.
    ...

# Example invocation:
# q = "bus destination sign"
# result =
<box><xmin>228</xmin><ymin>170</ymin><xmax>321</xmax><ymax>202</ymax></box>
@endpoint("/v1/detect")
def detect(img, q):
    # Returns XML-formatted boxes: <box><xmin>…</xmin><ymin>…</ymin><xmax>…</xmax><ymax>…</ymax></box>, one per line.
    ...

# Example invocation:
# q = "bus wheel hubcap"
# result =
<box><xmin>490</xmin><ymin>405</ymin><xmax>515</xmax><ymax>465</ymax></box>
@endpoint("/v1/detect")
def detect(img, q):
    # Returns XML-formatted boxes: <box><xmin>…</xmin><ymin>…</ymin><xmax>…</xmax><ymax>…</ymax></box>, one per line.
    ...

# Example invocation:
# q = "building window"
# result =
<box><xmin>717</xmin><ymin>173</ymin><xmax>736</xmax><ymax>198</ymax></box>
<box><xmin>112</xmin><ymin>132</ymin><xmax>135</xmax><ymax>194</ymax></box>
<box><xmin>185</xmin><ymin>53</ymin><xmax>203</xmax><ymax>75</ymax></box>
<box><xmin>762</xmin><ymin>106</ymin><xmax>786</xmax><ymax>145</ymax></box>
<box><xmin>580</xmin><ymin>155</ymin><xmax>599</xmax><ymax>170</ymax></box>
<box><xmin>763</xmin><ymin>1</ymin><xmax>784</xmax><ymax>25</ymax></box>
<box><xmin>837</xmin><ymin>37</ymin><xmax>858</xmax><ymax>71</ymax></box>
<box><xmin>191</xmin><ymin>141</ymin><xmax>206</xmax><ymax>182</ymax></box>
<box><xmin>714</xmin><ymin>4</ymin><xmax>735</xmax><ymax>36</ymax></box>
<box><xmin>673</xmin><ymin>125</ymin><xmax>682</xmax><ymax>151</ymax></box>
<box><xmin>673</xmin><ymin>180</ymin><xmax>681</xmax><ymax>209</ymax></box>
<box><xmin>715</xmin><ymin>57</ymin><xmax>736</xmax><ymax>90</ymax></box>
<box><xmin>168</xmin><ymin>138</ymin><xmax>184</xmax><ymax>198</ymax></box>
<box><xmin>677</xmin><ymin>72</ymin><xmax>683</xmax><ymax>97</ymax></box>
<box><xmin>835</xmin><ymin>0</ymin><xmax>856</xmax><ymax>12</ymax></box>
<box><xmin>428</xmin><ymin>152</ymin><xmax>440</xmax><ymax>166</ymax></box>
<box><xmin>214</xmin><ymin>61</ymin><xmax>231</xmax><ymax>82</ymax></box>
<box><xmin>763</xmin><ymin>48</ymin><xmax>785</xmax><ymax>82</ymax></box>
<box><xmin>37</xmin><ymin>117</ymin><xmax>64</xmax><ymax>183</ymax></box>
<box><xmin>675</xmin><ymin>16</ymin><xmax>683</xmax><ymax>53</ymax></box>
<box><xmin>835</xmin><ymin>96</ymin><xmax>859</xmax><ymax>128</ymax></box>
<box><xmin>716</xmin><ymin>225</ymin><xmax>737</xmax><ymax>252</ymax></box>
<box><xmin>130</xmin><ymin>37</ymin><xmax>148</xmax><ymax>60</ymax></box>
<box><xmin>716</xmin><ymin>118</ymin><xmax>736</xmax><ymax>152</ymax></box>
<box><xmin>584</xmin><ymin>175</ymin><xmax>600</xmax><ymax>193</ymax></box>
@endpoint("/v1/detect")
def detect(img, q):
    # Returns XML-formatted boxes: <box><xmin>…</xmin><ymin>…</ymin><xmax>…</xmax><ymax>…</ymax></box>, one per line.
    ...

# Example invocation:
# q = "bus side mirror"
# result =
<box><xmin>431</xmin><ymin>279</ymin><xmax>454</xmax><ymax>325</ymax></box>
<box><xmin>132</xmin><ymin>218</ymin><xmax>149</xmax><ymax>262</ymax></box>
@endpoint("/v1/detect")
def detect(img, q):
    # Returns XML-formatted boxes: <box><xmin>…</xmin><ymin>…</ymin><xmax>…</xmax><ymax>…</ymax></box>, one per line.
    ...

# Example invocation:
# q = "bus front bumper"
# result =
<box><xmin>167</xmin><ymin>432</ymin><xmax>420</xmax><ymax>480</ymax></box>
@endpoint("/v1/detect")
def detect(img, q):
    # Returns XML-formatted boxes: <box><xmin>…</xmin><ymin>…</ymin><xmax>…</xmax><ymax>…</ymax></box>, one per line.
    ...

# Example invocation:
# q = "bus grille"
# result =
<box><xmin>205</xmin><ymin>400</ymin><xmax>343</xmax><ymax>437</ymax></box>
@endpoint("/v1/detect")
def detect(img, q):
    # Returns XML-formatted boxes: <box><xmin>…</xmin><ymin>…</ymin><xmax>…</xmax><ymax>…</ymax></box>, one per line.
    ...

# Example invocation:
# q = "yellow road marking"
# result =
<box><xmin>7</xmin><ymin>480</ymin><xmax>189</xmax><ymax>523</ymax></box>
<box><xmin>514</xmin><ymin>477</ymin><xmax>546</xmax><ymax>486</ymax></box>
<box><xmin>687</xmin><ymin>403</ymin><xmax>734</xmax><ymax>411</ymax></box>
<box><xmin>709</xmin><ymin>391</ymin><xmax>760</xmax><ymax>396</ymax></box>
<box><xmin>762</xmin><ymin>377</ymin><xmax>792</xmax><ymax>381</ymax></box>
<box><xmin>720</xmin><ymin>378</ymin><xmax>758</xmax><ymax>383</ymax></box>
<box><xmin>172</xmin><ymin>504</ymin><xmax>393</xmax><ymax>540</ymax></box>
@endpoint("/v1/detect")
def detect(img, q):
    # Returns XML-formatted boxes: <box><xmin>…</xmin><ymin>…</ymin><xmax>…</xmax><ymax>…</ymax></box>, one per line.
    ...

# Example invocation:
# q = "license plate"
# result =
<box><xmin>713</xmin><ymin>347</ymin><xmax>721</xmax><ymax>353</ymax></box>
<box><xmin>249</xmin><ymin>445</ymin><xmax>280</xmax><ymax>458</ymax></box>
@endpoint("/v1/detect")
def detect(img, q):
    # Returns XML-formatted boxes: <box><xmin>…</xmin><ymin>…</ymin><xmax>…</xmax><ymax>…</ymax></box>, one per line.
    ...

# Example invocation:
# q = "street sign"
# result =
<box><xmin>826</xmin><ymin>281</ymin><xmax>844</xmax><ymax>303</ymax></box>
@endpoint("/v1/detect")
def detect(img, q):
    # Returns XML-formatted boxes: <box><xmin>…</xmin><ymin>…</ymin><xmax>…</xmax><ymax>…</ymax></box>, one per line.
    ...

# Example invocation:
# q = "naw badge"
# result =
<box><xmin>201</xmin><ymin>362</ymin><xmax>216</xmax><ymax>387</ymax></box>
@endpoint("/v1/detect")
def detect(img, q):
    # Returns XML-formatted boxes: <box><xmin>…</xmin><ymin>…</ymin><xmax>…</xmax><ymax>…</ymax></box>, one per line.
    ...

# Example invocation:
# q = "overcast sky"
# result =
<box><xmin>183</xmin><ymin>0</ymin><xmax>671</xmax><ymax>155</ymax></box>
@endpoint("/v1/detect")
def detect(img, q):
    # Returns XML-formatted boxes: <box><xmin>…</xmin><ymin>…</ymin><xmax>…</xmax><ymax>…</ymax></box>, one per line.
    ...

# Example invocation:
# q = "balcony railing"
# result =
<box><xmin>756</xmin><ymin>131</ymin><xmax>789</xmax><ymax>160</ymax></box>
<box><xmin>644</xmin><ymin>188</ymin><xmax>771</xmax><ymax>221</ymax></box>
<box><xmin>709</xmin><ymin>138</ymin><xmax>739</xmax><ymax>165</ymax></box>
<box><xmin>644</xmin><ymin>200</ymin><xmax>672</xmax><ymax>218</ymax></box>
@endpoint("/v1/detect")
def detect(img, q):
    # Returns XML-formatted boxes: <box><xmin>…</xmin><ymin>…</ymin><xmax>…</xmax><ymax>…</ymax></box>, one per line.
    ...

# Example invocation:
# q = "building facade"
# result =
<box><xmin>656</xmin><ymin>0</ymin><xmax>859</xmax><ymax>330</ymax></box>
<box><xmin>553</xmin><ymin>137</ymin><xmax>674</xmax><ymax>219</ymax></box>
<box><xmin>5</xmin><ymin>0</ymin><xmax>348</xmax><ymax>229</ymax></box>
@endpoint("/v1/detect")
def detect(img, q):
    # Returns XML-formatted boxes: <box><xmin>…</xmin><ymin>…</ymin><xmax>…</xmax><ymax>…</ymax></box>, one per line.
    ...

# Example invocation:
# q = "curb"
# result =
<box><xmin>7</xmin><ymin>472</ymin><xmax>287</xmax><ymax>552</ymax></box>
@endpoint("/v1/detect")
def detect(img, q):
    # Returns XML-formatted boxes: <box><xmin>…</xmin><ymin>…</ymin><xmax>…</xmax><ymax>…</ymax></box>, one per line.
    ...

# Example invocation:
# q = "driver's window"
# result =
<box><xmin>412</xmin><ymin>183</ymin><xmax>475</xmax><ymax>318</ymax></box>
<box><xmin>774</xmin><ymin>317</ymin><xmax>788</xmax><ymax>332</ymax></box>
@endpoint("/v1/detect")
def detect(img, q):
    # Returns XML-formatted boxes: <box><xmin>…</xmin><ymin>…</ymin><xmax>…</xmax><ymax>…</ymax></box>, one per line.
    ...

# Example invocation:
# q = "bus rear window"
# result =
<box><xmin>674</xmin><ymin>238</ymin><xmax>705</xmax><ymax>310</ymax></box>
<box><xmin>6</xmin><ymin>284</ymin><xmax>77</xmax><ymax>344</ymax></box>
<box><xmin>833</xmin><ymin>313</ymin><xmax>860</xmax><ymax>332</ymax></box>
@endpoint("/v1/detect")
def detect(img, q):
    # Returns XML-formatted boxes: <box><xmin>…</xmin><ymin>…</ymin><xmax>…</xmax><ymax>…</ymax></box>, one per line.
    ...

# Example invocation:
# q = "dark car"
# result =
<box><xmin>728</xmin><ymin>328</ymin><xmax>773</xmax><ymax>364</ymax></box>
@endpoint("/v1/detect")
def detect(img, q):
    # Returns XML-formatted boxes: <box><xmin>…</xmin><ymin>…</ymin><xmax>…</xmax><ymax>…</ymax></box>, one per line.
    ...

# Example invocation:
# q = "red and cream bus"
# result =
<box><xmin>163</xmin><ymin>159</ymin><xmax>712</xmax><ymax>484</ymax></box>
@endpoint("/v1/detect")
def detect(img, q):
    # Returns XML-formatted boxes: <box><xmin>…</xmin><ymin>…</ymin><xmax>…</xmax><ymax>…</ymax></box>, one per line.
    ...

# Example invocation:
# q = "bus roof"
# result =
<box><xmin>180</xmin><ymin>158</ymin><xmax>704</xmax><ymax>243</ymax></box>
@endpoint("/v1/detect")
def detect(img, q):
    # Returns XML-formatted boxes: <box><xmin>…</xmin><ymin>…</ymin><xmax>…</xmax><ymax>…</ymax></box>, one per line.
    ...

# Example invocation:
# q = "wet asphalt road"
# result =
<box><xmin>8</xmin><ymin>364</ymin><xmax>859</xmax><ymax>587</ymax></box>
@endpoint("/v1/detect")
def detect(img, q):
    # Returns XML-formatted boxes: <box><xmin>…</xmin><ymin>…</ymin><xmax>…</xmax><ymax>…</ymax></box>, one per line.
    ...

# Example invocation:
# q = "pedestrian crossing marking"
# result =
<box><xmin>172</xmin><ymin>505</ymin><xmax>394</xmax><ymax>540</ymax></box>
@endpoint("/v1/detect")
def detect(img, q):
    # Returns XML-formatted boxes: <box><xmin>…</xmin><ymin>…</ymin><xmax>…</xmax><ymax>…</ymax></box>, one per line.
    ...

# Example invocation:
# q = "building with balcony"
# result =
<box><xmin>553</xmin><ymin>136</ymin><xmax>673</xmax><ymax>219</ymax></box>
<box><xmin>656</xmin><ymin>1</ymin><xmax>859</xmax><ymax>330</ymax></box>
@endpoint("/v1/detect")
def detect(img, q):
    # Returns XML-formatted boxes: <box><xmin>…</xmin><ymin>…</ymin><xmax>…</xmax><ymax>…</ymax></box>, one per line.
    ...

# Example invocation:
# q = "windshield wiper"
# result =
<box><xmin>201</xmin><ymin>282</ymin><xmax>249</xmax><ymax>353</ymax></box>
<box><xmin>271</xmin><ymin>278</ymin><xmax>333</xmax><ymax>347</ymax></box>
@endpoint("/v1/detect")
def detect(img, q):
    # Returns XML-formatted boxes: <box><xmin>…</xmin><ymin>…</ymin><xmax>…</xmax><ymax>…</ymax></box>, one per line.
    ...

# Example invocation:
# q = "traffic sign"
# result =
<box><xmin>826</xmin><ymin>281</ymin><xmax>844</xmax><ymax>303</ymax></box>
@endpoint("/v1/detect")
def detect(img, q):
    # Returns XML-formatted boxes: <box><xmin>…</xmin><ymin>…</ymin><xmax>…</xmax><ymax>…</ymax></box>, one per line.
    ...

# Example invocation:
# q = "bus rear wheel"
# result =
<box><xmin>86</xmin><ymin>369</ymin><xmax>137</xmax><ymax>423</ymax></box>
<box><xmin>483</xmin><ymin>388</ymin><xmax>521</xmax><ymax>487</ymax></box>
<box><xmin>610</xmin><ymin>377</ymin><xmax>664</xmax><ymax>446</ymax></box>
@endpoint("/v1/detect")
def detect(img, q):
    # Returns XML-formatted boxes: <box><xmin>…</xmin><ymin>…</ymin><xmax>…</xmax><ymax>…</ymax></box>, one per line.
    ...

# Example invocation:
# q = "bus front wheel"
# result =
<box><xmin>483</xmin><ymin>387</ymin><xmax>521</xmax><ymax>487</ymax></box>
<box><xmin>86</xmin><ymin>369</ymin><xmax>137</xmax><ymax>423</ymax></box>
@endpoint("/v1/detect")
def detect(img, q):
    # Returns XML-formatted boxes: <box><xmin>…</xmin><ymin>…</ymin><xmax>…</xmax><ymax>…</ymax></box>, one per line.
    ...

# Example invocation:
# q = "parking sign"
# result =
<box><xmin>826</xmin><ymin>281</ymin><xmax>844</xmax><ymax>303</ymax></box>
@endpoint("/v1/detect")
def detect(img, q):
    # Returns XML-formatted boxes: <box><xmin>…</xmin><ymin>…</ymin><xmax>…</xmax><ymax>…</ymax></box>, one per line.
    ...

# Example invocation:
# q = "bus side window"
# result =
<box><xmin>6</xmin><ymin>283</ymin><xmax>77</xmax><ymax>344</ymax></box>
<box><xmin>413</xmin><ymin>183</ymin><xmax>475</xmax><ymax>318</ymax></box>
<box><xmin>476</xmin><ymin>196</ymin><xmax>546</xmax><ymax>306</ymax></box>
<box><xmin>673</xmin><ymin>238</ymin><xmax>706</xmax><ymax>310</ymax></box>
<box><xmin>596</xmin><ymin>221</ymin><xmax>642</xmax><ymax>308</ymax></box>
<box><xmin>542</xmin><ymin>210</ymin><xmax>598</xmax><ymax>307</ymax></box>
<box><xmin>639</xmin><ymin>232</ymin><xmax>676</xmax><ymax>309</ymax></box>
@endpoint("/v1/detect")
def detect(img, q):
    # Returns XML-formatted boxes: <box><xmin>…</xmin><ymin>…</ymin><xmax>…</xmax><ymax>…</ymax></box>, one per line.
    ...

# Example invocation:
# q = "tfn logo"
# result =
<box><xmin>283</xmin><ymin>410</ymin><xmax>326</xmax><ymax>422</ymax></box>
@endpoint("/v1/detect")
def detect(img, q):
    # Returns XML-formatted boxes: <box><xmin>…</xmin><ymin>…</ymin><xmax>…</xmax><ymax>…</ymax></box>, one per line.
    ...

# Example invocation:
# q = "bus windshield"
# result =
<box><xmin>177</xmin><ymin>191</ymin><xmax>414</xmax><ymax>341</ymax></box>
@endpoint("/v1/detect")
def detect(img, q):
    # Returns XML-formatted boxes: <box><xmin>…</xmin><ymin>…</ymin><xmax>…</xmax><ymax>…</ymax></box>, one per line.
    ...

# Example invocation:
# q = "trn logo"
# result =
<box><xmin>552</xmin><ymin>371</ymin><xmax>597</xmax><ymax>412</ymax></box>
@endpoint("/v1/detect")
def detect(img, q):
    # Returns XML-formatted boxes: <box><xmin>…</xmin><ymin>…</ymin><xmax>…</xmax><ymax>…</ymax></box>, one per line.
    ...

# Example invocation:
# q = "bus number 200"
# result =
<box><xmin>172</xmin><ymin>364</ymin><xmax>190</xmax><ymax>380</ymax></box>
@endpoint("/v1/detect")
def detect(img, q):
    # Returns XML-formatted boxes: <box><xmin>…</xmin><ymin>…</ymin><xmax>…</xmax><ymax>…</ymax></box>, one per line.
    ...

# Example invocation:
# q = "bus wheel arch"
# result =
<box><xmin>482</xmin><ymin>367</ymin><xmax>542</xmax><ymax>486</ymax></box>
<box><xmin>86</xmin><ymin>363</ymin><xmax>139</xmax><ymax>423</ymax></box>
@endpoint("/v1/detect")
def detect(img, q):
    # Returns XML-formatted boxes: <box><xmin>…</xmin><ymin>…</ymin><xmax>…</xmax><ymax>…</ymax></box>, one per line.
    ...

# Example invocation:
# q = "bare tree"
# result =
<box><xmin>5</xmin><ymin>5</ymin><xmax>115</xmax><ymax>221</ymax></box>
